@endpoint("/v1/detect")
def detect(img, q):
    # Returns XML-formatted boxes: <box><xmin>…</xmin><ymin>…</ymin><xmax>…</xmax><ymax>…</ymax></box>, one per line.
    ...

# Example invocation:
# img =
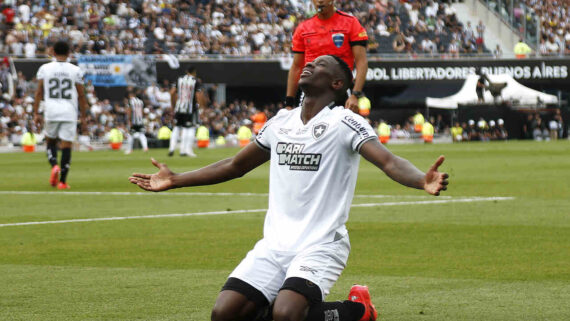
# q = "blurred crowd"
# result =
<box><xmin>1</xmin><ymin>70</ymin><xmax>567</xmax><ymax>147</ymax></box>
<box><xmin>1</xmin><ymin>0</ymin><xmax>568</xmax><ymax>147</ymax></box>
<box><xmin>371</xmin><ymin>110</ymin><xmax>565</xmax><ymax>143</ymax></box>
<box><xmin>363</xmin><ymin>0</ymin><xmax>491</xmax><ymax>57</ymax></box>
<box><xmin>522</xmin><ymin>110</ymin><xmax>565</xmax><ymax>141</ymax></box>
<box><xmin>0</xmin><ymin>68</ymin><xmax>283</xmax><ymax>147</ymax></box>
<box><xmin>371</xmin><ymin>112</ymin><xmax>510</xmax><ymax>143</ymax></box>
<box><xmin>450</xmin><ymin>117</ymin><xmax>509</xmax><ymax>142</ymax></box>
<box><xmin>0</xmin><ymin>0</ymin><xmax>567</xmax><ymax>58</ymax></box>
<box><xmin>497</xmin><ymin>0</ymin><xmax>570</xmax><ymax>56</ymax></box>
<box><xmin>532</xmin><ymin>0</ymin><xmax>570</xmax><ymax>56</ymax></box>
<box><xmin>0</xmin><ymin>0</ymin><xmax>498</xmax><ymax>58</ymax></box>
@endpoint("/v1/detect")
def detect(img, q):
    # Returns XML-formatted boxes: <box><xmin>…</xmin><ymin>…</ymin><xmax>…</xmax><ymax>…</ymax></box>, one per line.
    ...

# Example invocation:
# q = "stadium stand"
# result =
<box><xmin>480</xmin><ymin>0</ymin><xmax>569</xmax><ymax>56</ymax></box>
<box><xmin>0</xmin><ymin>0</ymin><xmax>497</xmax><ymax>57</ymax></box>
<box><xmin>0</xmin><ymin>0</ymin><xmax>567</xmax><ymax>147</ymax></box>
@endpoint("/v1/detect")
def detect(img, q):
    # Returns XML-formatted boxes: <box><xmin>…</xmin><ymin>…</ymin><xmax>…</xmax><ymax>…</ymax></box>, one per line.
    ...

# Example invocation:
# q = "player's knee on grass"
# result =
<box><xmin>211</xmin><ymin>292</ymin><xmax>257</xmax><ymax>321</ymax></box>
<box><xmin>212</xmin><ymin>278</ymin><xmax>269</xmax><ymax>321</ymax></box>
<box><xmin>272</xmin><ymin>291</ymin><xmax>310</xmax><ymax>321</ymax></box>
<box><xmin>273</xmin><ymin>277</ymin><xmax>321</xmax><ymax>321</ymax></box>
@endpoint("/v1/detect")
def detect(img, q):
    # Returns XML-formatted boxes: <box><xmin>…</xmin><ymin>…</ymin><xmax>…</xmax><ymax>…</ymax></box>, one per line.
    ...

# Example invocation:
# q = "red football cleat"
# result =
<box><xmin>348</xmin><ymin>285</ymin><xmax>378</xmax><ymax>321</ymax></box>
<box><xmin>57</xmin><ymin>182</ymin><xmax>70</xmax><ymax>190</ymax></box>
<box><xmin>50</xmin><ymin>165</ymin><xmax>60</xmax><ymax>187</ymax></box>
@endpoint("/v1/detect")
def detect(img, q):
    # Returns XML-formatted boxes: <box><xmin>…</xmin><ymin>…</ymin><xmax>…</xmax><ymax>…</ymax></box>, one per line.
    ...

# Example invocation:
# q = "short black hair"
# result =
<box><xmin>187</xmin><ymin>66</ymin><xmax>196</xmax><ymax>74</ymax></box>
<box><xmin>53</xmin><ymin>41</ymin><xmax>70</xmax><ymax>56</ymax></box>
<box><xmin>328</xmin><ymin>55</ymin><xmax>354</xmax><ymax>105</ymax></box>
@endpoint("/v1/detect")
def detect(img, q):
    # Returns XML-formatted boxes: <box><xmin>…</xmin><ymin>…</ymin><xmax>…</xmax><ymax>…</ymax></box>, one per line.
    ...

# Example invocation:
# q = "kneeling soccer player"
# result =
<box><xmin>129</xmin><ymin>55</ymin><xmax>449</xmax><ymax>321</ymax></box>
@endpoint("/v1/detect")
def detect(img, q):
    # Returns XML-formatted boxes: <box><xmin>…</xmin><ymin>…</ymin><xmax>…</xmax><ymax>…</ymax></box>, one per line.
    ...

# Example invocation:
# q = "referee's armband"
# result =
<box><xmin>349</xmin><ymin>40</ymin><xmax>368</xmax><ymax>47</ymax></box>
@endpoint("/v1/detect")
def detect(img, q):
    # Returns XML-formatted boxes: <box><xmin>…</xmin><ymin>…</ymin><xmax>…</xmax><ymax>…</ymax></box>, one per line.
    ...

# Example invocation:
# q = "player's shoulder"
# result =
<box><xmin>38</xmin><ymin>60</ymin><xmax>55</xmax><ymax>70</ymax></box>
<box><xmin>335</xmin><ymin>10</ymin><xmax>359</xmax><ymax>21</ymax></box>
<box><xmin>272</xmin><ymin>107</ymin><xmax>297</xmax><ymax>122</ymax></box>
<box><xmin>261</xmin><ymin>108</ymin><xmax>295</xmax><ymax>130</ymax></box>
<box><xmin>67</xmin><ymin>62</ymin><xmax>82</xmax><ymax>72</ymax></box>
<box><xmin>330</xmin><ymin>105</ymin><xmax>354</xmax><ymax>118</ymax></box>
<box><xmin>331</xmin><ymin>106</ymin><xmax>370</xmax><ymax>126</ymax></box>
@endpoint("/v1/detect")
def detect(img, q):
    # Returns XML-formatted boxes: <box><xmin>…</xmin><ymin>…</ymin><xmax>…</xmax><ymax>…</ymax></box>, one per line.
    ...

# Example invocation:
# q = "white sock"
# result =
<box><xmin>126</xmin><ymin>134</ymin><xmax>133</xmax><ymax>153</ymax></box>
<box><xmin>137</xmin><ymin>132</ymin><xmax>148</xmax><ymax>150</ymax></box>
<box><xmin>186</xmin><ymin>127</ymin><xmax>196</xmax><ymax>155</ymax></box>
<box><xmin>181</xmin><ymin>127</ymin><xmax>189</xmax><ymax>154</ymax></box>
<box><xmin>169</xmin><ymin>126</ymin><xmax>180</xmax><ymax>152</ymax></box>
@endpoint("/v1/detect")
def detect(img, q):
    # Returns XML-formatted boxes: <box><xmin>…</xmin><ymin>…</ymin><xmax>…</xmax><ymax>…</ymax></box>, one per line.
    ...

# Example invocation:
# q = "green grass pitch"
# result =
<box><xmin>0</xmin><ymin>141</ymin><xmax>569</xmax><ymax>320</ymax></box>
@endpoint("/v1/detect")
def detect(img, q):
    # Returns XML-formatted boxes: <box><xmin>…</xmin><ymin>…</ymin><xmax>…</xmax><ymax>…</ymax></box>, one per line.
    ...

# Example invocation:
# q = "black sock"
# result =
<box><xmin>305</xmin><ymin>300</ymin><xmax>365</xmax><ymax>321</ymax></box>
<box><xmin>60</xmin><ymin>148</ymin><xmax>71</xmax><ymax>183</ymax></box>
<box><xmin>47</xmin><ymin>142</ymin><xmax>58</xmax><ymax>167</ymax></box>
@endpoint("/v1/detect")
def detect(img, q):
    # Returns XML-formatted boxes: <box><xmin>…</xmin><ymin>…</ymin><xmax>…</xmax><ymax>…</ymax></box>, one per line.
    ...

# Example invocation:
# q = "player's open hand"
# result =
<box><xmin>423</xmin><ymin>155</ymin><xmax>449</xmax><ymax>196</ymax></box>
<box><xmin>345</xmin><ymin>95</ymin><xmax>359</xmax><ymax>113</ymax></box>
<box><xmin>129</xmin><ymin>158</ymin><xmax>175</xmax><ymax>192</ymax></box>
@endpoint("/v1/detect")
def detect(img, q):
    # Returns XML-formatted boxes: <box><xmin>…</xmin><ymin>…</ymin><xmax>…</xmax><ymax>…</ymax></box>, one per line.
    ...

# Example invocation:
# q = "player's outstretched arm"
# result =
<box><xmin>359</xmin><ymin>139</ymin><xmax>449</xmax><ymax>195</ymax></box>
<box><xmin>129</xmin><ymin>143</ymin><xmax>270</xmax><ymax>192</ymax></box>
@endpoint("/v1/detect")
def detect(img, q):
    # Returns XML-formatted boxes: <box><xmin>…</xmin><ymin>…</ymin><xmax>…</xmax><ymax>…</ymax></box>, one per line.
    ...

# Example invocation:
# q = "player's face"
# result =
<box><xmin>298</xmin><ymin>56</ymin><xmax>338</xmax><ymax>90</ymax></box>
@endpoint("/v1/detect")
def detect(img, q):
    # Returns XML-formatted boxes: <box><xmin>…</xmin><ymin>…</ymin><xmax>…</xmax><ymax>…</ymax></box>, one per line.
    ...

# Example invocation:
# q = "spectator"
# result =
<box><xmin>451</xmin><ymin>122</ymin><xmax>463</xmax><ymax>142</ymax></box>
<box><xmin>493</xmin><ymin>44</ymin><xmax>503</xmax><ymax>58</ymax></box>
<box><xmin>514</xmin><ymin>38</ymin><xmax>533</xmax><ymax>58</ymax></box>
<box><xmin>0</xmin><ymin>0</ymin><xmax>496</xmax><ymax>57</ymax></box>
<box><xmin>497</xmin><ymin>118</ymin><xmax>508</xmax><ymax>140</ymax></box>
<box><xmin>548</xmin><ymin>115</ymin><xmax>561</xmax><ymax>140</ymax></box>
<box><xmin>448</xmin><ymin>40</ymin><xmax>459</xmax><ymax>58</ymax></box>
<box><xmin>476</xmin><ymin>20</ymin><xmax>485</xmax><ymax>52</ymax></box>
<box><xmin>488</xmin><ymin>120</ymin><xmax>498</xmax><ymax>140</ymax></box>
<box><xmin>467</xmin><ymin>119</ymin><xmax>479</xmax><ymax>141</ymax></box>
<box><xmin>393</xmin><ymin>32</ymin><xmax>406</xmax><ymax>53</ymax></box>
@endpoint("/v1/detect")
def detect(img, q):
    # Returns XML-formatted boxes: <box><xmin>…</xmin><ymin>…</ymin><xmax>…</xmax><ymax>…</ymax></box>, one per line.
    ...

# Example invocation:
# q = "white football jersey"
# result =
<box><xmin>36</xmin><ymin>61</ymin><xmax>84</xmax><ymax>121</ymax></box>
<box><xmin>255</xmin><ymin>105</ymin><xmax>377</xmax><ymax>252</ymax></box>
<box><xmin>129</xmin><ymin>96</ymin><xmax>145</xmax><ymax>126</ymax></box>
<box><xmin>175</xmin><ymin>75</ymin><xmax>199</xmax><ymax>114</ymax></box>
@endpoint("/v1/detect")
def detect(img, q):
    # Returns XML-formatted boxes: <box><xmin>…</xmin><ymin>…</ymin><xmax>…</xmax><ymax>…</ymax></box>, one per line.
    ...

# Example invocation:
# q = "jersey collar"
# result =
<box><xmin>299</xmin><ymin>101</ymin><xmax>335</xmax><ymax>126</ymax></box>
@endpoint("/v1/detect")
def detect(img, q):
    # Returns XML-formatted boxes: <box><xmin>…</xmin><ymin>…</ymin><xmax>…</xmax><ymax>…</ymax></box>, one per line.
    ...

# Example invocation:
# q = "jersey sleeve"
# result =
<box><xmin>74</xmin><ymin>67</ymin><xmax>85</xmax><ymax>85</ymax></box>
<box><xmin>254</xmin><ymin>117</ymin><xmax>273</xmax><ymax>152</ymax></box>
<box><xmin>36</xmin><ymin>65</ymin><xmax>45</xmax><ymax>80</ymax></box>
<box><xmin>339</xmin><ymin>112</ymin><xmax>377</xmax><ymax>152</ymax></box>
<box><xmin>254</xmin><ymin>109</ymin><xmax>288</xmax><ymax>152</ymax></box>
<box><xmin>349</xmin><ymin>17</ymin><xmax>368</xmax><ymax>47</ymax></box>
<box><xmin>291</xmin><ymin>23</ymin><xmax>305</xmax><ymax>53</ymax></box>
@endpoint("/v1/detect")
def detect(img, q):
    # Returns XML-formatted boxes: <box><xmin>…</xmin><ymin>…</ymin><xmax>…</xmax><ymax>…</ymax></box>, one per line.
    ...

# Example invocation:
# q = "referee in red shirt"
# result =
<box><xmin>285</xmin><ymin>0</ymin><xmax>368</xmax><ymax>112</ymax></box>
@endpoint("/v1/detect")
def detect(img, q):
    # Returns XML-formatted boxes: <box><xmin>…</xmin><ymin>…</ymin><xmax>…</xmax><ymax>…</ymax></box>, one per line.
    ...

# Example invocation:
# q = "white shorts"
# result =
<box><xmin>229</xmin><ymin>234</ymin><xmax>351</xmax><ymax>303</ymax></box>
<box><xmin>45</xmin><ymin>121</ymin><xmax>77</xmax><ymax>142</ymax></box>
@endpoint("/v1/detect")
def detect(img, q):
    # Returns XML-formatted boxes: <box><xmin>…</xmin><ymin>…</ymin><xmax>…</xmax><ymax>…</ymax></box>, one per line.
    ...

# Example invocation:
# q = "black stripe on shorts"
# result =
<box><xmin>221</xmin><ymin>277</ymin><xmax>269</xmax><ymax>308</ymax></box>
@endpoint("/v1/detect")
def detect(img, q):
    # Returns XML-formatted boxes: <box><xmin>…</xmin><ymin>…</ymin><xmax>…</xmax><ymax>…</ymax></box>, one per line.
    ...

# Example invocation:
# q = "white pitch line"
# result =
<box><xmin>351</xmin><ymin>197</ymin><xmax>514</xmax><ymax>207</ymax></box>
<box><xmin>0</xmin><ymin>191</ymin><xmax>269</xmax><ymax>197</ymax></box>
<box><xmin>0</xmin><ymin>191</ymin><xmax>447</xmax><ymax>199</ymax></box>
<box><xmin>0</xmin><ymin>197</ymin><xmax>514</xmax><ymax>228</ymax></box>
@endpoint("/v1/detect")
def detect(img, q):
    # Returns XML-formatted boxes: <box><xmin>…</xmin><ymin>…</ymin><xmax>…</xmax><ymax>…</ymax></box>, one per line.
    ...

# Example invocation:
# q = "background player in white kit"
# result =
<box><xmin>168</xmin><ymin>67</ymin><xmax>205</xmax><ymax>157</ymax></box>
<box><xmin>124</xmin><ymin>89</ymin><xmax>148</xmax><ymax>155</ymax></box>
<box><xmin>129</xmin><ymin>55</ymin><xmax>449</xmax><ymax>321</ymax></box>
<box><xmin>33</xmin><ymin>40</ymin><xmax>88</xmax><ymax>190</ymax></box>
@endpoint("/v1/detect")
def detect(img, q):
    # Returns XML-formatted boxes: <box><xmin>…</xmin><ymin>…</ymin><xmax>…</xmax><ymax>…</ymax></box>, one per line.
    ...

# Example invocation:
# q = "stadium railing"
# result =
<box><xmin>11</xmin><ymin>51</ymin><xmax>569</xmax><ymax>62</ymax></box>
<box><xmin>479</xmin><ymin>0</ymin><xmax>542</xmax><ymax>52</ymax></box>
